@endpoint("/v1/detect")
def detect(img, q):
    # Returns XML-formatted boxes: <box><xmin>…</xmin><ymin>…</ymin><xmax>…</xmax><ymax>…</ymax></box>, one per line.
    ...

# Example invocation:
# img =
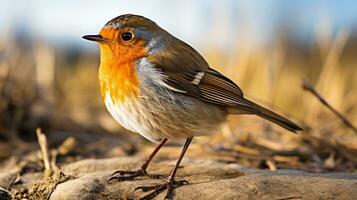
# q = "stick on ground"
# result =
<box><xmin>36</xmin><ymin>128</ymin><xmax>52</xmax><ymax>177</ymax></box>
<box><xmin>302</xmin><ymin>80</ymin><xmax>357</xmax><ymax>134</ymax></box>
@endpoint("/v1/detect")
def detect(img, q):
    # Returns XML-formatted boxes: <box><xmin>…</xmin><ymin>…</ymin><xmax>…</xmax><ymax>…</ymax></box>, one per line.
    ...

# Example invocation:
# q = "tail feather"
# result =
<box><xmin>229</xmin><ymin>99</ymin><xmax>303</xmax><ymax>133</ymax></box>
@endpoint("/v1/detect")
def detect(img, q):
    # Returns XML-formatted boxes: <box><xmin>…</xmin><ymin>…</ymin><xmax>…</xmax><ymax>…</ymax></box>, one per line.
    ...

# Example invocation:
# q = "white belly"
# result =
<box><xmin>104</xmin><ymin>93</ymin><xmax>161</xmax><ymax>143</ymax></box>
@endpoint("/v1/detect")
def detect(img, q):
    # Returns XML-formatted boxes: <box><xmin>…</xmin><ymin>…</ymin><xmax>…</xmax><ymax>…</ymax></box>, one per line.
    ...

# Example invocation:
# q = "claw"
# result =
<box><xmin>140</xmin><ymin>184</ymin><xmax>167</xmax><ymax>200</ymax></box>
<box><xmin>107</xmin><ymin>175</ymin><xmax>118</xmax><ymax>183</ymax></box>
<box><xmin>135</xmin><ymin>179</ymin><xmax>189</xmax><ymax>200</ymax></box>
<box><xmin>107</xmin><ymin>168</ymin><xmax>164</xmax><ymax>183</ymax></box>
<box><xmin>110</xmin><ymin>169</ymin><xmax>141</xmax><ymax>177</ymax></box>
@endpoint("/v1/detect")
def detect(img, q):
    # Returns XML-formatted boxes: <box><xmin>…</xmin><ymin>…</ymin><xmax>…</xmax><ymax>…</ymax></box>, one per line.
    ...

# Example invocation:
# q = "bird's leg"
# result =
<box><xmin>136</xmin><ymin>137</ymin><xmax>192</xmax><ymax>200</ymax></box>
<box><xmin>108</xmin><ymin>138</ymin><xmax>168</xmax><ymax>182</ymax></box>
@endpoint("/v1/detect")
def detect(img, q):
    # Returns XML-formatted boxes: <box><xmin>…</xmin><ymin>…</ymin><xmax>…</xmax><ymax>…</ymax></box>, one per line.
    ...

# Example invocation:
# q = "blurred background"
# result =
<box><xmin>1</xmin><ymin>0</ymin><xmax>357</xmax><ymax>172</ymax></box>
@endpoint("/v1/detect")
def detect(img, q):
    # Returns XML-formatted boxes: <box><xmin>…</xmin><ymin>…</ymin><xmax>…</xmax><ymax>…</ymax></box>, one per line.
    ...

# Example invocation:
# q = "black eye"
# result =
<box><xmin>121</xmin><ymin>32</ymin><xmax>133</xmax><ymax>41</ymax></box>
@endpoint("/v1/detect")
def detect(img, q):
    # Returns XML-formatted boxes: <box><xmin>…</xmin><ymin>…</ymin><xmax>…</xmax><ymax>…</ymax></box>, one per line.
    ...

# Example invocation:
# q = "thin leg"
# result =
<box><xmin>108</xmin><ymin>138</ymin><xmax>168</xmax><ymax>182</ymax></box>
<box><xmin>167</xmin><ymin>137</ymin><xmax>192</xmax><ymax>183</ymax></box>
<box><xmin>136</xmin><ymin>137</ymin><xmax>193</xmax><ymax>200</ymax></box>
<box><xmin>141</xmin><ymin>138</ymin><xmax>168</xmax><ymax>171</ymax></box>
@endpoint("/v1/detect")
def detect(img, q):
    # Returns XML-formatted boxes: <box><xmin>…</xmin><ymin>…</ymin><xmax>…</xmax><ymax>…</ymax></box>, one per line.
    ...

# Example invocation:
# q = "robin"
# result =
<box><xmin>83</xmin><ymin>14</ymin><xmax>302</xmax><ymax>199</ymax></box>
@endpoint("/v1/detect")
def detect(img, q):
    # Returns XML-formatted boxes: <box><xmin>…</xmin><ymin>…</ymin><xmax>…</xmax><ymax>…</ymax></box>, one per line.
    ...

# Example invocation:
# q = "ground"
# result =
<box><xmin>0</xmin><ymin>130</ymin><xmax>356</xmax><ymax>200</ymax></box>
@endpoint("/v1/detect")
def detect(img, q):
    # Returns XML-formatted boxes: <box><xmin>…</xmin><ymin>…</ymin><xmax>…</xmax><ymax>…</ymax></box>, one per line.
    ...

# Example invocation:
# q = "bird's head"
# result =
<box><xmin>83</xmin><ymin>14</ymin><xmax>175</xmax><ymax>103</ymax></box>
<box><xmin>83</xmin><ymin>14</ymin><xmax>167</xmax><ymax>66</ymax></box>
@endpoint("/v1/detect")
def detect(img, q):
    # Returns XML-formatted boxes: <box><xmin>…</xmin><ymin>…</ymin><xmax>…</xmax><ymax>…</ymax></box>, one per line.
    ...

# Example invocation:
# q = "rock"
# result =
<box><xmin>49</xmin><ymin>173</ymin><xmax>108</xmax><ymax>200</ymax></box>
<box><xmin>0</xmin><ymin>187</ymin><xmax>12</xmax><ymax>200</ymax></box>
<box><xmin>49</xmin><ymin>157</ymin><xmax>357</xmax><ymax>200</ymax></box>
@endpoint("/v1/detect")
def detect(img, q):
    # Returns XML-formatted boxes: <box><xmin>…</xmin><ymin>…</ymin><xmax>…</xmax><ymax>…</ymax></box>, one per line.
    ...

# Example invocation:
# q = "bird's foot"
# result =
<box><xmin>107</xmin><ymin>168</ymin><xmax>164</xmax><ymax>182</ymax></box>
<box><xmin>135</xmin><ymin>179</ymin><xmax>189</xmax><ymax>200</ymax></box>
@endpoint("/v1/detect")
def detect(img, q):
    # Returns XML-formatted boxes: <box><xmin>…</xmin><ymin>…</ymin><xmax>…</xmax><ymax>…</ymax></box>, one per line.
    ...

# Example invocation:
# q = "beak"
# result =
<box><xmin>82</xmin><ymin>34</ymin><xmax>107</xmax><ymax>42</ymax></box>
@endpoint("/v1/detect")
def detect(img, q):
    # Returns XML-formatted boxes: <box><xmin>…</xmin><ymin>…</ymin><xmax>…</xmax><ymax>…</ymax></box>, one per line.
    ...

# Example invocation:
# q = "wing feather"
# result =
<box><xmin>161</xmin><ymin>67</ymin><xmax>246</xmax><ymax>107</ymax></box>
<box><xmin>156</xmin><ymin>66</ymin><xmax>303</xmax><ymax>133</ymax></box>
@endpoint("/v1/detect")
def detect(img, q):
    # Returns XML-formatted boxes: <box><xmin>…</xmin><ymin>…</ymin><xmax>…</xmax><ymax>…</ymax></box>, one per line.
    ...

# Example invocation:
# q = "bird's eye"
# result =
<box><xmin>121</xmin><ymin>32</ymin><xmax>133</xmax><ymax>41</ymax></box>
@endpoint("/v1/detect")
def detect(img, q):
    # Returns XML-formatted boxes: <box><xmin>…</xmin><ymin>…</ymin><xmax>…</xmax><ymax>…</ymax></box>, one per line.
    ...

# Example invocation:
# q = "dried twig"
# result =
<box><xmin>36</xmin><ymin>128</ymin><xmax>52</xmax><ymax>177</ymax></box>
<box><xmin>230</xmin><ymin>144</ymin><xmax>260</xmax><ymax>155</ymax></box>
<box><xmin>50</xmin><ymin>137</ymin><xmax>77</xmax><ymax>172</ymax></box>
<box><xmin>302</xmin><ymin>80</ymin><xmax>357</xmax><ymax>134</ymax></box>
<box><xmin>266</xmin><ymin>159</ymin><xmax>277</xmax><ymax>171</ymax></box>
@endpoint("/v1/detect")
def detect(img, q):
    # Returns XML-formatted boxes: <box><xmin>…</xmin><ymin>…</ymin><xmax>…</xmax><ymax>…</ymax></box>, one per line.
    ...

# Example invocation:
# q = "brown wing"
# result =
<box><xmin>160</xmin><ymin>67</ymin><xmax>302</xmax><ymax>133</ymax></box>
<box><xmin>162</xmin><ymin>67</ymin><xmax>249</xmax><ymax>107</ymax></box>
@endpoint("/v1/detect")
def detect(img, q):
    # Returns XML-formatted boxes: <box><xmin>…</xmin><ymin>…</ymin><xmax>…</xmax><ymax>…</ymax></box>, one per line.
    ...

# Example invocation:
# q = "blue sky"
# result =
<box><xmin>1</xmin><ymin>0</ymin><xmax>357</xmax><ymax>48</ymax></box>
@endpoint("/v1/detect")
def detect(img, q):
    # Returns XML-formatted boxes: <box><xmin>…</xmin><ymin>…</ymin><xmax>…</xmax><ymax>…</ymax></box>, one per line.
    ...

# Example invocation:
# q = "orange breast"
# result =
<box><xmin>98</xmin><ymin>44</ymin><xmax>140</xmax><ymax>104</ymax></box>
<box><xmin>97</xmin><ymin>27</ymin><xmax>149</xmax><ymax>104</ymax></box>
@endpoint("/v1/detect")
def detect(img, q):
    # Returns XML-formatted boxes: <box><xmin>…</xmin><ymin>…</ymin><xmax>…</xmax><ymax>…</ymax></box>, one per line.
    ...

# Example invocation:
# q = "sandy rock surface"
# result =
<box><xmin>44</xmin><ymin>157</ymin><xmax>357</xmax><ymax>200</ymax></box>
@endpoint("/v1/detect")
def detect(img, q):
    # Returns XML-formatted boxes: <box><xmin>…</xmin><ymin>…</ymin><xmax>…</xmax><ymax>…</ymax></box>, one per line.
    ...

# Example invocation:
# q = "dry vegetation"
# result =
<box><xmin>0</xmin><ymin>21</ymin><xmax>356</xmax><ymax>198</ymax></box>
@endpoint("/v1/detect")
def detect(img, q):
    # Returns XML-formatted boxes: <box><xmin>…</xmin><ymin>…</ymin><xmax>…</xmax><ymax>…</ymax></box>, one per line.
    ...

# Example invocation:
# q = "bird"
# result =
<box><xmin>83</xmin><ymin>14</ymin><xmax>302</xmax><ymax>199</ymax></box>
